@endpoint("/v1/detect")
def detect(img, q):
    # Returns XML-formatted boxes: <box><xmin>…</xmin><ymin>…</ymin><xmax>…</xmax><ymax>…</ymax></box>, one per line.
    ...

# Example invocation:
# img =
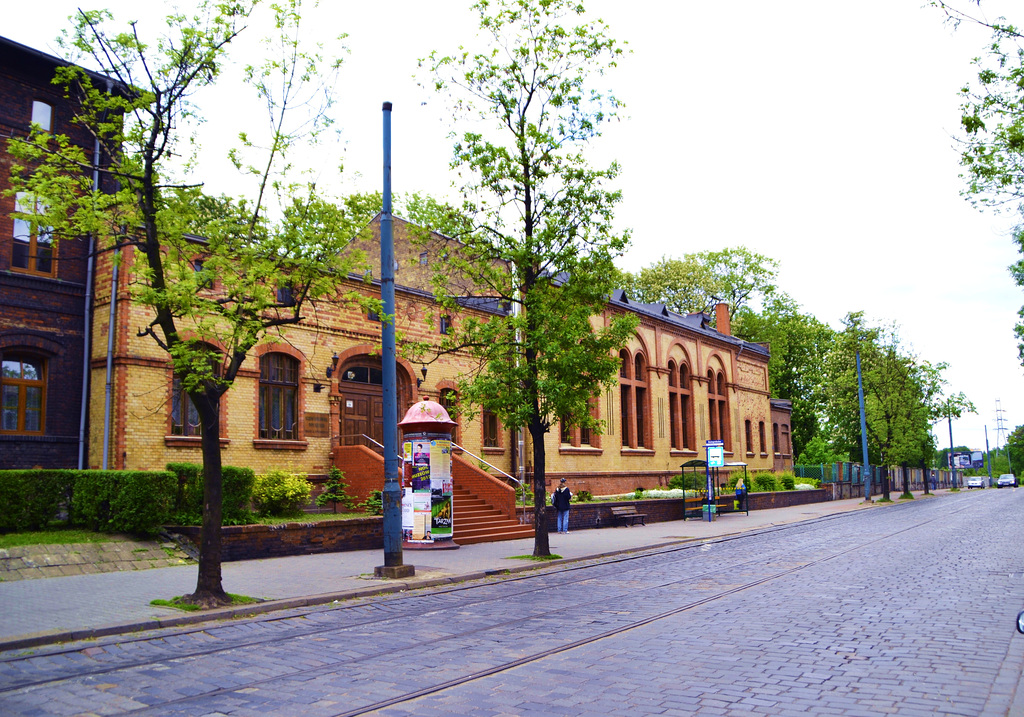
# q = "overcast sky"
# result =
<box><xmin>6</xmin><ymin>0</ymin><xmax>1022</xmax><ymax>458</ymax></box>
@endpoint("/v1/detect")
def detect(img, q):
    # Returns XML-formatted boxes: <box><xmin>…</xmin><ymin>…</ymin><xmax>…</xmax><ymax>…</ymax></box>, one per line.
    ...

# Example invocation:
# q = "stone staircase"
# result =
<box><xmin>453</xmin><ymin>486</ymin><xmax>534</xmax><ymax>545</ymax></box>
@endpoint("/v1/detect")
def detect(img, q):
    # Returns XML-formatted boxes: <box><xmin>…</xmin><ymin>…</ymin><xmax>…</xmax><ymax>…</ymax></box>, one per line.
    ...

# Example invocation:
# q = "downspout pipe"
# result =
<box><xmin>80</xmin><ymin>77</ymin><xmax>112</xmax><ymax>469</ymax></box>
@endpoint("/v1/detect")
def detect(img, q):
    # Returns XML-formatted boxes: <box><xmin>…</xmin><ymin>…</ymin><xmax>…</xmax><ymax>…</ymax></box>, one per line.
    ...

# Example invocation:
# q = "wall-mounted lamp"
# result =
<box><xmin>325</xmin><ymin>352</ymin><xmax>339</xmax><ymax>379</ymax></box>
<box><xmin>416</xmin><ymin>365</ymin><xmax>428</xmax><ymax>388</ymax></box>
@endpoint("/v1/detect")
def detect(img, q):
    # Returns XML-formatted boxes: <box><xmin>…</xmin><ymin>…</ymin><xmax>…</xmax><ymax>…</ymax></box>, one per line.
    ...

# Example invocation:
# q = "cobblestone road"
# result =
<box><xmin>1</xmin><ymin>490</ymin><xmax>1022</xmax><ymax>716</ymax></box>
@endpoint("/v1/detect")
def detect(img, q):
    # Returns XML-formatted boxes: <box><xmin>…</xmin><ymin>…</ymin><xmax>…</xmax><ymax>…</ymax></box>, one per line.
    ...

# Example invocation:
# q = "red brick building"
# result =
<box><xmin>0</xmin><ymin>36</ymin><xmax>115</xmax><ymax>469</ymax></box>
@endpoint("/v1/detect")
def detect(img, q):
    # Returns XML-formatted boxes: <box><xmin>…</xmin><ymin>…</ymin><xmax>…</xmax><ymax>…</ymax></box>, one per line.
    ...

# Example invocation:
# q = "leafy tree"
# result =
<box><xmin>733</xmin><ymin>292</ymin><xmax>834</xmax><ymax>458</ymax></box>
<box><xmin>619</xmin><ymin>247</ymin><xmax>779</xmax><ymax>319</ymax></box>
<box><xmin>315</xmin><ymin>466</ymin><xmax>355</xmax><ymax>513</ymax></box>
<box><xmin>824</xmin><ymin>313</ymin><xmax>955</xmax><ymax>479</ymax></box>
<box><xmin>935</xmin><ymin>2</ymin><xmax>1024</xmax><ymax>364</ymax></box>
<box><xmin>422</xmin><ymin>0</ymin><xmax>637</xmax><ymax>556</ymax></box>
<box><xmin>796</xmin><ymin>435</ymin><xmax>847</xmax><ymax>466</ymax></box>
<box><xmin>1005</xmin><ymin>423</ymin><xmax>1024</xmax><ymax>472</ymax></box>
<box><xmin>7</xmin><ymin>2</ymin><xmax>370</xmax><ymax>607</ymax></box>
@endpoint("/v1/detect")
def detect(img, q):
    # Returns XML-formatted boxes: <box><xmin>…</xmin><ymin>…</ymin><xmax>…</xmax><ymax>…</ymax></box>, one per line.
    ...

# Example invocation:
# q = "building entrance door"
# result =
<box><xmin>340</xmin><ymin>385</ymin><xmax>383</xmax><ymax>446</ymax></box>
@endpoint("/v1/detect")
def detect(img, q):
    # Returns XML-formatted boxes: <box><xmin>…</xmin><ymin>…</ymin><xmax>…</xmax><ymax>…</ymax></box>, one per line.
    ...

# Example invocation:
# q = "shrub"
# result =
<box><xmin>634</xmin><ymin>487</ymin><xmax>645</xmax><ymax>499</ymax></box>
<box><xmin>166</xmin><ymin>463</ymin><xmax>256</xmax><ymax>525</ymax></box>
<box><xmin>574</xmin><ymin>489</ymin><xmax>593</xmax><ymax>502</ymax></box>
<box><xmin>252</xmin><ymin>470</ymin><xmax>313</xmax><ymax>517</ymax></box>
<box><xmin>751</xmin><ymin>471</ymin><xmax>782</xmax><ymax>492</ymax></box>
<box><xmin>0</xmin><ymin>470</ymin><xmax>76</xmax><ymax>531</ymax></box>
<box><xmin>780</xmin><ymin>475</ymin><xmax>796</xmax><ymax>491</ymax></box>
<box><xmin>72</xmin><ymin>470</ymin><xmax>176</xmax><ymax>536</ymax></box>
<box><xmin>359</xmin><ymin>490</ymin><xmax>383</xmax><ymax>515</ymax></box>
<box><xmin>315</xmin><ymin>466</ymin><xmax>355</xmax><ymax>513</ymax></box>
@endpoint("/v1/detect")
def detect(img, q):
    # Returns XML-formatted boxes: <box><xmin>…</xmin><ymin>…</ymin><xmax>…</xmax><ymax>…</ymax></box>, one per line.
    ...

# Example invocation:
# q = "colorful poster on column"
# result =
<box><xmin>409</xmin><ymin>439</ymin><xmax>434</xmax><ymax>542</ymax></box>
<box><xmin>430</xmin><ymin>439</ymin><xmax>453</xmax><ymax>539</ymax></box>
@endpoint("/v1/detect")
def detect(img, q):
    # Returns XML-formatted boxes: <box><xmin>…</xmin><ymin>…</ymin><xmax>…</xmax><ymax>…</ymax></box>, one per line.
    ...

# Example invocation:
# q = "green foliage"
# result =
<box><xmin>733</xmin><ymin>293</ymin><xmax>835</xmax><ymax>458</ymax></box>
<box><xmin>0</xmin><ymin>527</ymin><xmax>116</xmax><ymax>548</ymax></box>
<box><xmin>634</xmin><ymin>487</ymin><xmax>645</xmax><ymax>500</ymax></box>
<box><xmin>824</xmin><ymin>313</ymin><xmax>958</xmax><ymax>468</ymax></box>
<box><xmin>779</xmin><ymin>474</ymin><xmax>796</xmax><ymax>491</ymax></box>
<box><xmin>619</xmin><ymin>247</ymin><xmax>779</xmax><ymax>318</ymax></box>
<box><xmin>71</xmin><ymin>470</ymin><xmax>176</xmax><ymax>537</ymax></box>
<box><xmin>252</xmin><ymin>471</ymin><xmax>313</xmax><ymax>518</ymax></box>
<box><xmin>315</xmin><ymin>466</ymin><xmax>355</xmax><ymax>513</ymax></box>
<box><xmin>421</xmin><ymin>0</ymin><xmax>636</xmax><ymax>555</ymax></box>
<box><xmin>166</xmin><ymin>463</ymin><xmax>255</xmax><ymax>525</ymax></box>
<box><xmin>573</xmin><ymin>490</ymin><xmax>593</xmax><ymax>502</ymax></box>
<box><xmin>751</xmin><ymin>471</ymin><xmax>782</xmax><ymax>492</ymax></box>
<box><xmin>0</xmin><ymin>470</ymin><xmax>76</xmax><ymax>531</ymax></box>
<box><xmin>796</xmin><ymin>435</ymin><xmax>847</xmax><ymax>466</ymax></box>
<box><xmin>359</xmin><ymin>490</ymin><xmax>384</xmax><ymax>516</ymax></box>
<box><xmin>4</xmin><ymin>1</ymin><xmax>366</xmax><ymax>597</ymax></box>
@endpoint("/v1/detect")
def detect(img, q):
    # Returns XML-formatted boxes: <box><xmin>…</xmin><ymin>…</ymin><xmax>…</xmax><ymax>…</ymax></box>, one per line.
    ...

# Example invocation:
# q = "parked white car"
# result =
<box><xmin>966</xmin><ymin>476</ymin><xmax>985</xmax><ymax>489</ymax></box>
<box><xmin>997</xmin><ymin>474</ymin><xmax>1018</xmax><ymax>488</ymax></box>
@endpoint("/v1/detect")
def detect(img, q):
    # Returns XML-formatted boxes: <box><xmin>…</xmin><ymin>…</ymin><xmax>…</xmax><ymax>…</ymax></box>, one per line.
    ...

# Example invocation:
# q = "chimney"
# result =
<box><xmin>715</xmin><ymin>302</ymin><xmax>731</xmax><ymax>336</ymax></box>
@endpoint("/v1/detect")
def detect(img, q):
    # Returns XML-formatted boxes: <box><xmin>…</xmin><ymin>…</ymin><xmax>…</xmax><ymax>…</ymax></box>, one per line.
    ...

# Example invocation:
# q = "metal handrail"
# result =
<box><xmin>341</xmin><ymin>434</ymin><xmax>528</xmax><ymax>524</ymax></box>
<box><xmin>451</xmin><ymin>442</ymin><xmax>528</xmax><ymax>523</ymax></box>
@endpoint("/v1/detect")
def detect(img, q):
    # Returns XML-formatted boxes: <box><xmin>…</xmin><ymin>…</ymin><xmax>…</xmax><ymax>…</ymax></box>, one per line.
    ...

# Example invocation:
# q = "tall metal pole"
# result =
<box><xmin>948</xmin><ymin>414</ymin><xmax>956</xmax><ymax>490</ymax></box>
<box><xmin>377</xmin><ymin>101</ymin><xmax>410</xmax><ymax>577</ymax></box>
<box><xmin>857</xmin><ymin>350</ymin><xmax>871</xmax><ymax>501</ymax></box>
<box><xmin>985</xmin><ymin>425</ymin><xmax>992</xmax><ymax>484</ymax></box>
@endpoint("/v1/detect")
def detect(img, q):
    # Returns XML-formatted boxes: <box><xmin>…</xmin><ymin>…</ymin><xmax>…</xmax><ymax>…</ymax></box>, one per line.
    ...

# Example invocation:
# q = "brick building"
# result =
<box><xmin>0</xmin><ymin>36</ymin><xmax>115</xmax><ymax>469</ymax></box>
<box><xmin>1</xmin><ymin>36</ymin><xmax>792</xmax><ymax>492</ymax></box>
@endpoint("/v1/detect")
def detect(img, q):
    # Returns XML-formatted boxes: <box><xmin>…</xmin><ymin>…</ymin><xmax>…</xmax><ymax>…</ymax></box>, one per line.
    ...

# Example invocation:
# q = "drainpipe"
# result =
<box><xmin>101</xmin><ymin>249</ymin><xmax>118</xmax><ymax>470</ymax></box>
<box><xmin>80</xmin><ymin>78</ymin><xmax>113</xmax><ymax>470</ymax></box>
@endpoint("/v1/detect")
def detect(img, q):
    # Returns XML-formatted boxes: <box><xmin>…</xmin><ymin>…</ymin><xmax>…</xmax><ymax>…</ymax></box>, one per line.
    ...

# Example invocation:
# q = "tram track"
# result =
<box><xmin>0</xmin><ymin>498</ymin><xmax>974</xmax><ymax>716</ymax></box>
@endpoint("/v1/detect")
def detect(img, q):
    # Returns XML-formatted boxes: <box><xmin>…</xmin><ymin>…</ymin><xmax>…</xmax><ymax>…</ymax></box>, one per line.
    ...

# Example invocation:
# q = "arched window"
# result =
<box><xmin>773</xmin><ymin>423</ymin><xmax>780</xmax><ymax>455</ymax></box>
<box><xmin>440</xmin><ymin>388</ymin><xmax>460</xmax><ymax>445</ymax></box>
<box><xmin>560</xmin><ymin>398</ymin><xmax>598</xmax><ymax>448</ymax></box>
<box><xmin>758</xmin><ymin>421</ymin><xmax>767</xmax><ymax>455</ymax></box>
<box><xmin>482</xmin><ymin>408</ymin><xmax>500</xmax><ymax>448</ymax></box>
<box><xmin>745</xmin><ymin>419</ymin><xmax>753</xmax><ymax>456</ymax></box>
<box><xmin>707</xmin><ymin>366</ymin><xmax>730</xmax><ymax>451</ymax></box>
<box><xmin>1</xmin><ymin>354</ymin><xmax>45</xmax><ymax>434</ymax></box>
<box><xmin>667</xmin><ymin>359</ymin><xmax>693</xmax><ymax>451</ymax></box>
<box><xmin>259</xmin><ymin>353</ymin><xmax>299</xmax><ymax>440</ymax></box>
<box><xmin>619</xmin><ymin>349</ymin><xmax>649</xmax><ymax>449</ymax></box>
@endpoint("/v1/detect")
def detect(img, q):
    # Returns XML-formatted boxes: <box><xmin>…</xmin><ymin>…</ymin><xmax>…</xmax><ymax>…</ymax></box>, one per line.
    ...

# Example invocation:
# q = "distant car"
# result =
<box><xmin>966</xmin><ymin>476</ymin><xmax>985</xmax><ymax>489</ymax></box>
<box><xmin>997</xmin><ymin>474</ymin><xmax>1018</xmax><ymax>488</ymax></box>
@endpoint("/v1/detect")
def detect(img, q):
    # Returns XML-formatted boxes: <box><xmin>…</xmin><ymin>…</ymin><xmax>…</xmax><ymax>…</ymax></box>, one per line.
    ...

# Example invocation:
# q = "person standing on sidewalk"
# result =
<box><xmin>552</xmin><ymin>478</ymin><xmax>572</xmax><ymax>534</ymax></box>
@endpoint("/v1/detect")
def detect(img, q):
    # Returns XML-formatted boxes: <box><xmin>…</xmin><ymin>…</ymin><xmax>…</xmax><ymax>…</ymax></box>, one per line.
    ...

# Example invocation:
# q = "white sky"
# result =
<box><xmin>6</xmin><ymin>0</ymin><xmax>1022</xmax><ymax>458</ymax></box>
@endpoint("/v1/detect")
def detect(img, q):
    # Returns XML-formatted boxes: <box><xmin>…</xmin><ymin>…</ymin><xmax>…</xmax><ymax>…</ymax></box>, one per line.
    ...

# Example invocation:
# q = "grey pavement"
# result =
<box><xmin>0</xmin><ymin>493</ymin><xmax>890</xmax><ymax>651</ymax></box>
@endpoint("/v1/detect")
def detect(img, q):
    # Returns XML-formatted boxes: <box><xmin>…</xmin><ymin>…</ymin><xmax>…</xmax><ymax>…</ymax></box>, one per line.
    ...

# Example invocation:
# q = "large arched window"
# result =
<box><xmin>667</xmin><ymin>359</ymin><xmax>693</xmax><ymax>451</ymax></box>
<box><xmin>619</xmin><ymin>349</ymin><xmax>649</xmax><ymax>449</ymax></box>
<box><xmin>1</xmin><ymin>354</ymin><xmax>45</xmax><ymax>434</ymax></box>
<box><xmin>707</xmin><ymin>365</ymin><xmax>730</xmax><ymax>451</ymax></box>
<box><xmin>259</xmin><ymin>353</ymin><xmax>299</xmax><ymax>440</ymax></box>
<box><xmin>439</xmin><ymin>388</ymin><xmax>460</xmax><ymax>445</ymax></box>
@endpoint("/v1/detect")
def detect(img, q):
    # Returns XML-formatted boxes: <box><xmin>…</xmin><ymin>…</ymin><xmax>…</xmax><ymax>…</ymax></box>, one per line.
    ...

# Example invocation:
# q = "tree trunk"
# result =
<box><xmin>920</xmin><ymin>458</ymin><xmax>930</xmax><ymax>495</ymax></box>
<box><xmin>530</xmin><ymin>411</ymin><xmax>550</xmax><ymax>557</ymax></box>
<box><xmin>185</xmin><ymin>389</ymin><xmax>230</xmax><ymax>608</ymax></box>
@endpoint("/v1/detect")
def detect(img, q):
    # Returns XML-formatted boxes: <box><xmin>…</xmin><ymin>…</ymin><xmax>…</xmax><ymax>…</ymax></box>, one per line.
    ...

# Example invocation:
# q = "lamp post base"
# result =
<box><xmin>374</xmin><ymin>564</ymin><xmax>416</xmax><ymax>578</ymax></box>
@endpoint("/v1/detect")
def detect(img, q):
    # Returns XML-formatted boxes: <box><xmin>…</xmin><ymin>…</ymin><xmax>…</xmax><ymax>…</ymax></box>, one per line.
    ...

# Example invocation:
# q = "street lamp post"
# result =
<box><xmin>857</xmin><ymin>350</ymin><xmax>871</xmax><ymax>501</ymax></box>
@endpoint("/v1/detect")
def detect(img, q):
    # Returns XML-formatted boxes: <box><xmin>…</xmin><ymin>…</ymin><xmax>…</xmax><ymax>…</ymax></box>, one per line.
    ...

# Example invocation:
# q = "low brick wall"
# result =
<box><xmin>170</xmin><ymin>516</ymin><xmax>383</xmax><ymax>562</ymax></box>
<box><xmin>168</xmin><ymin>488</ymin><xmax>831</xmax><ymax>561</ymax></box>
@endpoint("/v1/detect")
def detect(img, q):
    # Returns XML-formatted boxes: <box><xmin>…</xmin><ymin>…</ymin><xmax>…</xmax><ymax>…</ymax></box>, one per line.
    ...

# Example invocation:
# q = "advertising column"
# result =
<box><xmin>398</xmin><ymin>399</ymin><xmax>459</xmax><ymax>550</ymax></box>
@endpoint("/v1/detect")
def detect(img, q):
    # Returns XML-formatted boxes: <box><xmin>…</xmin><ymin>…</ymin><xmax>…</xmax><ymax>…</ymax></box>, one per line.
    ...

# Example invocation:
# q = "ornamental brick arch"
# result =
<box><xmin>333</xmin><ymin>346</ymin><xmax>415</xmax><ymax>449</ymax></box>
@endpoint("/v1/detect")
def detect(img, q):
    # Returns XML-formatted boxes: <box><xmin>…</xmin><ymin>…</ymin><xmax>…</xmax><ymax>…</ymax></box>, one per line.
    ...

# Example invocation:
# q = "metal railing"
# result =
<box><xmin>341</xmin><ymin>434</ymin><xmax>528</xmax><ymax>524</ymax></box>
<box><xmin>451</xmin><ymin>442</ymin><xmax>528</xmax><ymax>524</ymax></box>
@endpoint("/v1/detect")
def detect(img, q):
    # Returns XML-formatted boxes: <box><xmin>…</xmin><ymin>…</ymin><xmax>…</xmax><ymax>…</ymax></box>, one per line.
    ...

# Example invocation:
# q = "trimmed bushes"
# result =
<box><xmin>71</xmin><ymin>470</ymin><xmax>176</xmax><ymax>537</ymax></box>
<box><xmin>252</xmin><ymin>470</ymin><xmax>313</xmax><ymax>517</ymax></box>
<box><xmin>0</xmin><ymin>469</ymin><xmax>76</xmax><ymax>531</ymax></box>
<box><xmin>166</xmin><ymin>462</ymin><xmax>256</xmax><ymax>525</ymax></box>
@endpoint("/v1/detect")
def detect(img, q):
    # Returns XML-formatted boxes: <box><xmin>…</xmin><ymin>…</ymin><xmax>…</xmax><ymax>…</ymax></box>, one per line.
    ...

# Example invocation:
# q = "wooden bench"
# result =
<box><xmin>610</xmin><ymin>505</ymin><xmax>646</xmax><ymax>526</ymax></box>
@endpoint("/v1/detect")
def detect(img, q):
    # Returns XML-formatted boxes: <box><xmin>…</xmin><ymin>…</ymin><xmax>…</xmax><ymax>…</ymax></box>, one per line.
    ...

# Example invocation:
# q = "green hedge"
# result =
<box><xmin>166</xmin><ymin>462</ymin><xmax>256</xmax><ymax>525</ymax></box>
<box><xmin>0</xmin><ymin>470</ymin><xmax>77</xmax><ymax>531</ymax></box>
<box><xmin>71</xmin><ymin>470</ymin><xmax>176</xmax><ymax>537</ymax></box>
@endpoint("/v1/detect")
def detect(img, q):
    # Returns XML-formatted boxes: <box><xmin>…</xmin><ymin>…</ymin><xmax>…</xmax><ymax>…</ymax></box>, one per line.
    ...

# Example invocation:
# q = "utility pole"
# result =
<box><xmin>857</xmin><ymin>350</ymin><xmax>871</xmax><ymax>501</ymax></box>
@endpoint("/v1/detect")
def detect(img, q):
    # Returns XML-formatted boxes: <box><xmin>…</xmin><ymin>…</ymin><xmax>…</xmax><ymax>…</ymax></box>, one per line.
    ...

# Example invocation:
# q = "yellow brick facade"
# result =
<box><xmin>89</xmin><ymin>217</ymin><xmax>788</xmax><ymax>495</ymax></box>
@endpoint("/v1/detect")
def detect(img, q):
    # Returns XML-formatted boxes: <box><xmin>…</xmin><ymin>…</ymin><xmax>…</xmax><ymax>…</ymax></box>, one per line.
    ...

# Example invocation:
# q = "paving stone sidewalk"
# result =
<box><xmin>0</xmin><ymin>538</ymin><xmax>192</xmax><ymax>581</ymax></box>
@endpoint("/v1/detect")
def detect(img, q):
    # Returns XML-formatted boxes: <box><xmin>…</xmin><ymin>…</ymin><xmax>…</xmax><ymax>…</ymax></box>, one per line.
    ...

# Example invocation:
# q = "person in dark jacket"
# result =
<box><xmin>552</xmin><ymin>478</ymin><xmax>572</xmax><ymax>534</ymax></box>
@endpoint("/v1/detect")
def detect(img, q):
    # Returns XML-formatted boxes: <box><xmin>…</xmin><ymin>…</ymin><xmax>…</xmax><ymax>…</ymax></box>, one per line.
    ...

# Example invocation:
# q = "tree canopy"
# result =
<box><xmin>618</xmin><ymin>246</ymin><xmax>779</xmax><ymax>319</ymax></box>
<box><xmin>422</xmin><ymin>0</ymin><xmax>637</xmax><ymax>556</ymax></box>
<box><xmin>7</xmin><ymin>0</ymin><xmax>370</xmax><ymax>606</ymax></box>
